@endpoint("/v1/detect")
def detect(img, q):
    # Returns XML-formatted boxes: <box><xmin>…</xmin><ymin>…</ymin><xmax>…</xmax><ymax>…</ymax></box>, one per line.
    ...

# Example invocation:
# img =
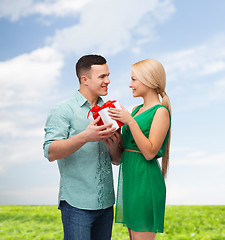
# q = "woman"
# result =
<box><xmin>106</xmin><ymin>59</ymin><xmax>171</xmax><ymax>240</ymax></box>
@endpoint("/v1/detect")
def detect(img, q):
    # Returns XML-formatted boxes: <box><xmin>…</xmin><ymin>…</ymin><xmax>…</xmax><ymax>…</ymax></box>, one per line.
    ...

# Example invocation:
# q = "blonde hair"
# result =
<box><xmin>132</xmin><ymin>59</ymin><xmax>171</xmax><ymax>178</ymax></box>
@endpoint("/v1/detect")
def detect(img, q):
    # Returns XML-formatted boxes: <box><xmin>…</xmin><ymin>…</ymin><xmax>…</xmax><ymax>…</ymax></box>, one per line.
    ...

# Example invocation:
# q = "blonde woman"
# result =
<box><xmin>106</xmin><ymin>59</ymin><xmax>171</xmax><ymax>240</ymax></box>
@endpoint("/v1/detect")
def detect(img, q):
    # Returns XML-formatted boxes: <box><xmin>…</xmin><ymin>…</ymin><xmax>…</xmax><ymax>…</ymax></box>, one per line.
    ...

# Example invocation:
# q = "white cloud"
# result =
<box><xmin>170</xmin><ymin>146</ymin><xmax>191</xmax><ymax>153</ymax></box>
<box><xmin>33</xmin><ymin>0</ymin><xmax>92</xmax><ymax>17</ymax></box>
<box><xmin>167</xmin><ymin>148</ymin><xmax>225</xmax><ymax>205</ymax></box>
<box><xmin>172</xmin><ymin>149</ymin><xmax>225</xmax><ymax>166</ymax></box>
<box><xmin>50</xmin><ymin>0</ymin><xmax>175</xmax><ymax>56</ymax></box>
<box><xmin>0</xmin><ymin>166</ymin><xmax>4</xmax><ymax>174</ymax></box>
<box><xmin>0</xmin><ymin>0</ymin><xmax>92</xmax><ymax>21</ymax></box>
<box><xmin>0</xmin><ymin>0</ymin><xmax>176</xmax><ymax>58</ymax></box>
<box><xmin>0</xmin><ymin>46</ymin><xmax>64</xmax><ymax>107</ymax></box>
<box><xmin>167</xmin><ymin>183</ymin><xmax>225</xmax><ymax>205</ymax></box>
<box><xmin>162</xmin><ymin>35</ymin><xmax>225</xmax><ymax>82</ymax></box>
<box><xmin>0</xmin><ymin>0</ymin><xmax>32</xmax><ymax>21</ymax></box>
<box><xmin>0</xmin><ymin>118</ymin><xmax>44</xmax><ymax>138</ymax></box>
<box><xmin>0</xmin><ymin>137</ymin><xmax>44</xmax><ymax>172</ymax></box>
<box><xmin>0</xmin><ymin>186</ymin><xmax>58</xmax><ymax>204</ymax></box>
<box><xmin>209</xmin><ymin>78</ymin><xmax>225</xmax><ymax>101</ymax></box>
<box><xmin>160</xmin><ymin>35</ymin><xmax>225</xmax><ymax>108</ymax></box>
<box><xmin>0</xmin><ymin>47</ymin><xmax>64</xmax><ymax>174</ymax></box>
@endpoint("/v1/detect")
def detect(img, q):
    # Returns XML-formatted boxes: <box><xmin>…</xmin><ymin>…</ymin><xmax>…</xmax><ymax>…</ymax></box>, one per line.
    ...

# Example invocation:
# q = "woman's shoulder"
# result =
<box><xmin>154</xmin><ymin>105</ymin><xmax>171</xmax><ymax>121</ymax></box>
<box><xmin>155</xmin><ymin>105</ymin><xmax>169</xmax><ymax>114</ymax></box>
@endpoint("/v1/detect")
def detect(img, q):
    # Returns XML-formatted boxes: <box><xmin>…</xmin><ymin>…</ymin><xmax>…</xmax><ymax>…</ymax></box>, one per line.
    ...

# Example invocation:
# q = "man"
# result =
<box><xmin>43</xmin><ymin>55</ymin><xmax>120</xmax><ymax>240</ymax></box>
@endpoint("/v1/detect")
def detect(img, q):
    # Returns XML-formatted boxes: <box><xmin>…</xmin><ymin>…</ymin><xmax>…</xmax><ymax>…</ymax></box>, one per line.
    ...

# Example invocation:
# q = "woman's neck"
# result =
<box><xmin>142</xmin><ymin>90</ymin><xmax>161</xmax><ymax>109</ymax></box>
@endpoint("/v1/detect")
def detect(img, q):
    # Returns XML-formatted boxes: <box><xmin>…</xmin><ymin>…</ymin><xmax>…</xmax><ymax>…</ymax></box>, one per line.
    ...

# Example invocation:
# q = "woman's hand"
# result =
<box><xmin>108</xmin><ymin>105</ymin><xmax>134</xmax><ymax>126</ymax></box>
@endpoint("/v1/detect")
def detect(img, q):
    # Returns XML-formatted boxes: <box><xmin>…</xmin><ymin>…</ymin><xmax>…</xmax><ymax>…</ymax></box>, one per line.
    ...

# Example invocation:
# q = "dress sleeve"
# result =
<box><xmin>43</xmin><ymin>104</ymin><xmax>71</xmax><ymax>160</ymax></box>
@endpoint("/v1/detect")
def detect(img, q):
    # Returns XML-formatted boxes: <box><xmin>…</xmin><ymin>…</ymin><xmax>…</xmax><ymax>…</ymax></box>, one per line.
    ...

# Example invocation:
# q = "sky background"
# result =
<box><xmin>0</xmin><ymin>0</ymin><xmax>225</xmax><ymax>205</ymax></box>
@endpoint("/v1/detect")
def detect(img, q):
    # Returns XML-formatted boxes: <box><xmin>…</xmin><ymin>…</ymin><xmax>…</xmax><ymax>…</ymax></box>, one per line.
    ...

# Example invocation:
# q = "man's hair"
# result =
<box><xmin>76</xmin><ymin>54</ymin><xmax>107</xmax><ymax>82</ymax></box>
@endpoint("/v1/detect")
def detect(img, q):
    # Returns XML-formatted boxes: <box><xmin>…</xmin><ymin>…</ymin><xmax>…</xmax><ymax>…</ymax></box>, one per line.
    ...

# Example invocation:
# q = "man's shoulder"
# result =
<box><xmin>51</xmin><ymin>95</ymin><xmax>77</xmax><ymax>114</ymax></box>
<box><xmin>58</xmin><ymin>95</ymin><xmax>76</xmax><ymax>106</ymax></box>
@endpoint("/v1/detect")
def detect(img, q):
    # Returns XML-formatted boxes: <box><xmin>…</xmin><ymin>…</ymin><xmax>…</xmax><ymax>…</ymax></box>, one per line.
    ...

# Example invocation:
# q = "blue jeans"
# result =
<box><xmin>59</xmin><ymin>201</ymin><xmax>113</xmax><ymax>240</ymax></box>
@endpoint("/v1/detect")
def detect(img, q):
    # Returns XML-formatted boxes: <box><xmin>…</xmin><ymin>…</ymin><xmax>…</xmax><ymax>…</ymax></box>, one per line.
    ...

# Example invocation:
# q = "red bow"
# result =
<box><xmin>87</xmin><ymin>100</ymin><xmax>117</xmax><ymax>119</ymax></box>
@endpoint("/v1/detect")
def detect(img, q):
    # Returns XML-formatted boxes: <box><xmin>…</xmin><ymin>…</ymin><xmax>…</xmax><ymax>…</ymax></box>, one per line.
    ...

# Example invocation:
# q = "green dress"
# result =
<box><xmin>115</xmin><ymin>104</ymin><xmax>171</xmax><ymax>233</ymax></box>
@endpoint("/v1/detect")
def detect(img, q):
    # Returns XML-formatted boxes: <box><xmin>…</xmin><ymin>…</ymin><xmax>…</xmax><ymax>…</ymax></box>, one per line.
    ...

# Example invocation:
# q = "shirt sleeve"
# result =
<box><xmin>43</xmin><ymin>104</ymin><xmax>71</xmax><ymax>160</ymax></box>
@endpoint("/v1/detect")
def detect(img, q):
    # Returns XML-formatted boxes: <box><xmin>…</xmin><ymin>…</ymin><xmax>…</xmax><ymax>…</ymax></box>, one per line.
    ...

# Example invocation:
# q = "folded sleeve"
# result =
<box><xmin>43</xmin><ymin>104</ymin><xmax>71</xmax><ymax>160</ymax></box>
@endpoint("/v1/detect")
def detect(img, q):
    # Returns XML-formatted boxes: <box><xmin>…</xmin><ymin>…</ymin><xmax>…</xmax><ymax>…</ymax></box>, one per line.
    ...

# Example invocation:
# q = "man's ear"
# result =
<box><xmin>81</xmin><ymin>76</ymin><xmax>88</xmax><ymax>86</ymax></box>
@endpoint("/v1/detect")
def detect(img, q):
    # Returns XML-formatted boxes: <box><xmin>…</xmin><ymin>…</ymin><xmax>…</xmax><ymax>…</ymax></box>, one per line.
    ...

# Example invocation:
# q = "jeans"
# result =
<box><xmin>59</xmin><ymin>201</ymin><xmax>114</xmax><ymax>240</ymax></box>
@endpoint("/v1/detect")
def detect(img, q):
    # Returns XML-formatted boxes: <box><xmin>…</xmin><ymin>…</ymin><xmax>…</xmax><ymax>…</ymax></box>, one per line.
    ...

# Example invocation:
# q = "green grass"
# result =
<box><xmin>0</xmin><ymin>205</ymin><xmax>224</xmax><ymax>239</ymax></box>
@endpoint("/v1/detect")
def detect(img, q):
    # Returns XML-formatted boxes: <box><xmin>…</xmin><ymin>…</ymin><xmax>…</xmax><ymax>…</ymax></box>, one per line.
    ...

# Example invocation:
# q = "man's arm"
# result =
<box><xmin>48</xmin><ymin>117</ymin><xmax>116</xmax><ymax>162</ymax></box>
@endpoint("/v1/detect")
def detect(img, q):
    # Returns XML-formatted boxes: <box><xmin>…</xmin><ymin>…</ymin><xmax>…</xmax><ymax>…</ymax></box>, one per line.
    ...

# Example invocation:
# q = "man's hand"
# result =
<box><xmin>104</xmin><ymin>129</ymin><xmax>122</xmax><ymax>165</ymax></box>
<box><xmin>84</xmin><ymin>116</ymin><xmax>116</xmax><ymax>142</ymax></box>
<box><xmin>104</xmin><ymin>130</ymin><xmax>121</xmax><ymax>151</ymax></box>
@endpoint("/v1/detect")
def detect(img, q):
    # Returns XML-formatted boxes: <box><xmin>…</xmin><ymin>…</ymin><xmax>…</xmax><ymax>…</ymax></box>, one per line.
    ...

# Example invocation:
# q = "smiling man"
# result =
<box><xmin>43</xmin><ymin>55</ymin><xmax>119</xmax><ymax>240</ymax></box>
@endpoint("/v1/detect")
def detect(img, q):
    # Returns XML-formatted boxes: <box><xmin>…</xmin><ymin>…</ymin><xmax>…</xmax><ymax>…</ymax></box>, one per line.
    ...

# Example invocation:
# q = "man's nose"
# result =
<box><xmin>104</xmin><ymin>76</ymin><xmax>110</xmax><ymax>84</ymax></box>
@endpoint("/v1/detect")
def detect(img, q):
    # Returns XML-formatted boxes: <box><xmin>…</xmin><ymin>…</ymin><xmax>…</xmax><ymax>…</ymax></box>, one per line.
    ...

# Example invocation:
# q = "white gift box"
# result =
<box><xmin>88</xmin><ymin>101</ymin><xmax>123</xmax><ymax>131</ymax></box>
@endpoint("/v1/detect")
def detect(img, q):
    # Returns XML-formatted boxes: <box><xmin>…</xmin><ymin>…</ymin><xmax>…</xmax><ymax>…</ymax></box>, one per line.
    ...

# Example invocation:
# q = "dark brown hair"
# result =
<box><xmin>76</xmin><ymin>55</ymin><xmax>107</xmax><ymax>82</ymax></box>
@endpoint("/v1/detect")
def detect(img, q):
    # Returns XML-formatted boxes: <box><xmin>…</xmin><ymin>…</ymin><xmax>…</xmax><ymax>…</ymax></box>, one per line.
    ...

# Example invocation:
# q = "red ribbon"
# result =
<box><xmin>87</xmin><ymin>100</ymin><xmax>124</xmax><ymax>128</ymax></box>
<box><xmin>87</xmin><ymin>100</ymin><xmax>116</xmax><ymax>119</ymax></box>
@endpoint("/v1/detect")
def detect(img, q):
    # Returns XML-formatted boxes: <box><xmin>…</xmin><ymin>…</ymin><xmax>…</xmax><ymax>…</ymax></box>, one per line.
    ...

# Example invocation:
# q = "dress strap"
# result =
<box><xmin>131</xmin><ymin>104</ymin><xmax>143</xmax><ymax>117</ymax></box>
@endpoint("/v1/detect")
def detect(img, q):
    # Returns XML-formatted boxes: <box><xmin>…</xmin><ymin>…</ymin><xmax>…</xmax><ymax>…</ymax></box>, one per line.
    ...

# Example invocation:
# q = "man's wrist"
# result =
<box><xmin>78</xmin><ymin>130</ymin><xmax>89</xmax><ymax>144</ymax></box>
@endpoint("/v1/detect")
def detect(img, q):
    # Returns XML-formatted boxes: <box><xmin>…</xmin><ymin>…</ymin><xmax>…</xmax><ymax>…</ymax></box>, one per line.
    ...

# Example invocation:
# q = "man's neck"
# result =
<box><xmin>79</xmin><ymin>88</ymin><xmax>99</xmax><ymax>108</ymax></box>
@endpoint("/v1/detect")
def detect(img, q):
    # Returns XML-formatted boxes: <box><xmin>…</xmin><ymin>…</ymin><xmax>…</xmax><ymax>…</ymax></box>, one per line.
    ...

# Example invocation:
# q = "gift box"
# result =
<box><xmin>87</xmin><ymin>100</ymin><xmax>124</xmax><ymax>130</ymax></box>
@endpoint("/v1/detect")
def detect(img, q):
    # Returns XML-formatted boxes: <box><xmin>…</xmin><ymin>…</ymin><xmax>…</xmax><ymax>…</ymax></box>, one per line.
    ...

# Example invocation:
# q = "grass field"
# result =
<box><xmin>0</xmin><ymin>205</ymin><xmax>224</xmax><ymax>240</ymax></box>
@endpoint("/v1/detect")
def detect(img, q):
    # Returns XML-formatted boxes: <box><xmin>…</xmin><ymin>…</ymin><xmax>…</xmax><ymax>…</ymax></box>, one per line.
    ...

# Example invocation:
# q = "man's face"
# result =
<box><xmin>86</xmin><ymin>64</ymin><xmax>110</xmax><ymax>96</ymax></box>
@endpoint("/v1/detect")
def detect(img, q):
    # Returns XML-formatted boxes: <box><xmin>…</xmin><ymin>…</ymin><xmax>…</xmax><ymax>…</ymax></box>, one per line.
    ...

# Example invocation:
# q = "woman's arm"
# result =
<box><xmin>108</xmin><ymin>107</ymin><xmax>170</xmax><ymax>160</ymax></box>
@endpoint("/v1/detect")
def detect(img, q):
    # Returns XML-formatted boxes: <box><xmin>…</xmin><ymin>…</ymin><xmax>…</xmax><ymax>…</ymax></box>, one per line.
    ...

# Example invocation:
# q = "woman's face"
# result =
<box><xmin>129</xmin><ymin>70</ymin><xmax>149</xmax><ymax>97</ymax></box>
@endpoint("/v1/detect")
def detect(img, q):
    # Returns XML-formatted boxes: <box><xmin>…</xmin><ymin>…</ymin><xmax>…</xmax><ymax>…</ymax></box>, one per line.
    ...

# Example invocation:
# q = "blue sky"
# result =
<box><xmin>0</xmin><ymin>0</ymin><xmax>225</xmax><ymax>205</ymax></box>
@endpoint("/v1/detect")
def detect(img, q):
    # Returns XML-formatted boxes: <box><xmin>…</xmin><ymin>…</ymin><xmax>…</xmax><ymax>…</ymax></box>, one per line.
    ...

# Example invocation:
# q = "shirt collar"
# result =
<box><xmin>75</xmin><ymin>90</ymin><xmax>104</xmax><ymax>107</ymax></box>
